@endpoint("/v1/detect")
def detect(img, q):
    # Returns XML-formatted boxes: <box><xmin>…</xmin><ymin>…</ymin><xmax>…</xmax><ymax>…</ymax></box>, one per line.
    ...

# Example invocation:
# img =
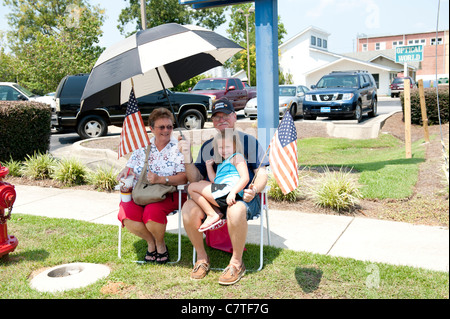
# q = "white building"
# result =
<box><xmin>278</xmin><ymin>26</ymin><xmax>412</xmax><ymax>95</ymax></box>
<box><xmin>234</xmin><ymin>26</ymin><xmax>415</xmax><ymax>96</ymax></box>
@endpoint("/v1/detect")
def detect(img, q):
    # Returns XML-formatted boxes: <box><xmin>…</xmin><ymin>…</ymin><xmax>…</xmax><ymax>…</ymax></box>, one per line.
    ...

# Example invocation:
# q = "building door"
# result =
<box><xmin>372</xmin><ymin>73</ymin><xmax>379</xmax><ymax>89</ymax></box>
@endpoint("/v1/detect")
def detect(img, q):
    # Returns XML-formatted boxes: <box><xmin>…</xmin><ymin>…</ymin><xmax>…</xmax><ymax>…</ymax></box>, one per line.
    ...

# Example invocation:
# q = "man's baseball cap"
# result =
<box><xmin>211</xmin><ymin>99</ymin><xmax>235</xmax><ymax>115</ymax></box>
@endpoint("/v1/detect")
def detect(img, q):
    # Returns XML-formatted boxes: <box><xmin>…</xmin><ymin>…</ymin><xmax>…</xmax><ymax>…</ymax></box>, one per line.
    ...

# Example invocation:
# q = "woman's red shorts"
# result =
<box><xmin>118</xmin><ymin>192</ymin><xmax>187</xmax><ymax>226</ymax></box>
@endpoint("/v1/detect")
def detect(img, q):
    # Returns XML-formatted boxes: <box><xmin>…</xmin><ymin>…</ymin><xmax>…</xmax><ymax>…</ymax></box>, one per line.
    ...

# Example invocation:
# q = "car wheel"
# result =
<box><xmin>289</xmin><ymin>104</ymin><xmax>297</xmax><ymax>119</ymax></box>
<box><xmin>354</xmin><ymin>102</ymin><xmax>363</xmax><ymax>123</ymax></box>
<box><xmin>179</xmin><ymin>109</ymin><xmax>204</xmax><ymax>130</ymax></box>
<box><xmin>368</xmin><ymin>98</ymin><xmax>377</xmax><ymax>118</ymax></box>
<box><xmin>77</xmin><ymin>115</ymin><xmax>108</xmax><ymax>139</ymax></box>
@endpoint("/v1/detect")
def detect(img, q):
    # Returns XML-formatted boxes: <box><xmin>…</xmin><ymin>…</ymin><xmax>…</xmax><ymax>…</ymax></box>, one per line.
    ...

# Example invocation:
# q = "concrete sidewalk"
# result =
<box><xmin>10</xmin><ymin>184</ymin><xmax>449</xmax><ymax>272</ymax></box>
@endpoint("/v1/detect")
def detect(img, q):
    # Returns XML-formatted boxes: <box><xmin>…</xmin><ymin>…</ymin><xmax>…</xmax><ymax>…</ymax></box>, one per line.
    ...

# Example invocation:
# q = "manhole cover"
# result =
<box><xmin>30</xmin><ymin>263</ymin><xmax>110</xmax><ymax>293</ymax></box>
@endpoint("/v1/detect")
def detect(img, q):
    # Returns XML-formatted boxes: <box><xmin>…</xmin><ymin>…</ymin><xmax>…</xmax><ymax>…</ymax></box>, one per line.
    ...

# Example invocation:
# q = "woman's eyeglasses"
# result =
<box><xmin>155</xmin><ymin>125</ymin><xmax>173</xmax><ymax>130</ymax></box>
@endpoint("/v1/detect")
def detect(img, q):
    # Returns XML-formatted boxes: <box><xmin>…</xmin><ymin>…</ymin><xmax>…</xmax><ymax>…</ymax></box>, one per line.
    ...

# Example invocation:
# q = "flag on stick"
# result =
<box><xmin>118</xmin><ymin>88</ymin><xmax>150</xmax><ymax>158</ymax></box>
<box><xmin>269</xmin><ymin>111</ymin><xmax>299</xmax><ymax>194</ymax></box>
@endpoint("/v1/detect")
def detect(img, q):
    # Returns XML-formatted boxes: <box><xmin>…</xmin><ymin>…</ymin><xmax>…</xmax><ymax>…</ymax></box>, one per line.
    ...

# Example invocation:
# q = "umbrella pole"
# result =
<box><xmin>155</xmin><ymin>67</ymin><xmax>184</xmax><ymax>139</ymax></box>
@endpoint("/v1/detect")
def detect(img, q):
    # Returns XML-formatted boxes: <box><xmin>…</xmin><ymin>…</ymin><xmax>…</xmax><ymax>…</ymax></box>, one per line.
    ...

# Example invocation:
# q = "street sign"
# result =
<box><xmin>179</xmin><ymin>0</ymin><xmax>253</xmax><ymax>9</ymax></box>
<box><xmin>395</xmin><ymin>44</ymin><xmax>424</xmax><ymax>63</ymax></box>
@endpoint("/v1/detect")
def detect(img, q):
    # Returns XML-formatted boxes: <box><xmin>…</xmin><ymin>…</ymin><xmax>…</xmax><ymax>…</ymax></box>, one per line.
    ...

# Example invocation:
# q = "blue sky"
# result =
<box><xmin>1</xmin><ymin>0</ymin><xmax>449</xmax><ymax>53</ymax></box>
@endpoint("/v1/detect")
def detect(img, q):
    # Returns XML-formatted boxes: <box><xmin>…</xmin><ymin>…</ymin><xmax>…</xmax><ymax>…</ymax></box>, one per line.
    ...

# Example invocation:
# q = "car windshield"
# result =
<box><xmin>392</xmin><ymin>78</ymin><xmax>405</xmax><ymax>84</ymax></box>
<box><xmin>316</xmin><ymin>75</ymin><xmax>359</xmax><ymax>88</ymax></box>
<box><xmin>193</xmin><ymin>79</ymin><xmax>226</xmax><ymax>91</ymax></box>
<box><xmin>13</xmin><ymin>83</ymin><xmax>36</xmax><ymax>97</ymax></box>
<box><xmin>279</xmin><ymin>86</ymin><xmax>296</xmax><ymax>96</ymax></box>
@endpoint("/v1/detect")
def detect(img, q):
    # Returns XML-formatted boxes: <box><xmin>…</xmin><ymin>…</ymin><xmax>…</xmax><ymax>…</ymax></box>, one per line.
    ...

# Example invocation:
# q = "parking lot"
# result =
<box><xmin>50</xmin><ymin>97</ymin><xmax>402</xmax><ymax>152</ymax></box>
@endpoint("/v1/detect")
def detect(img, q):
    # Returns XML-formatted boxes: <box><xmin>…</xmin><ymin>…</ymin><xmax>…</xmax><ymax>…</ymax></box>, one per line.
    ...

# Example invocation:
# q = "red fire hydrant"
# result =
<box><xmin>0</xmin><ymin>163</ymin><xmax>18</xmax><ymax>258</ymax></box>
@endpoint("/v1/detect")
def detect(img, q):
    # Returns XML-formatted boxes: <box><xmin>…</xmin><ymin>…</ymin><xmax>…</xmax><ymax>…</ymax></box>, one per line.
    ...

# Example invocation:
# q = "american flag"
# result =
<box><xmin>118</xmin><ymin>88</ymin><xmax>150</xmax><ymax>158</ymax></box>
<box><xmin>269</xmin><ymin>111</ymin><xmax>299</xmax><ymax>194</ymax></box>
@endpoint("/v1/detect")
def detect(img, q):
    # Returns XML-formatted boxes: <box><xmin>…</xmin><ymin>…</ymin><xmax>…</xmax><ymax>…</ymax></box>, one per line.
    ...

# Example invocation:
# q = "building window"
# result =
<box><xmin>323</xmin><ymin>39</ymin><xmax>327</xmax><ymax>49</ymax></box>
<box><xmin>408</xmin><ymin>39</ymin><xmax>426</xmax><ymax>45</ymax></box>
<box><xmin>375</xmin><ymin>42</ymin><xmax>386</xmax><ymax>50</ymax></box>
<box><xmin>362</xmin><ymin>43</ymin><xmax>368</xmax><ymax>52</ymax></box>
<box><xmin>393</xmin><ymin>40</ymin><xmax>403</xmax><ymax>46</ymax></box>
<box><xmin>311</xmin><ymin>35</ymin><xmax>316</xmax><ymax>46</ymax></box>
<box><xmin>317</xmin><ymin>38</ymin><xmax>322</xmax><ymax>47</ymax></box>
<box><xmin>431</xmin><ymin>37</ymin><xmax>443</xmax><ymax>45</ymax></box>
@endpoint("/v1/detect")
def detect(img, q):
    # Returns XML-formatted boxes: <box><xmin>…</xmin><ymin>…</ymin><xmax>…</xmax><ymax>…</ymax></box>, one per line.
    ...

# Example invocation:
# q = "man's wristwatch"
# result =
<box><xmin>165</xmin><ymin>177</ymin><xmax>169</xmax><ymax>185</ymax></box>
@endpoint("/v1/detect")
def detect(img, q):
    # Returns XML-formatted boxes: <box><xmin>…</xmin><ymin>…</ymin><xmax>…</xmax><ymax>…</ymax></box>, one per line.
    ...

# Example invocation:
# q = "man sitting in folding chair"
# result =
<box><xmin>179</xmin><ymin>99</ymin><xmax>269</xmax><ymax>286</ymax></box>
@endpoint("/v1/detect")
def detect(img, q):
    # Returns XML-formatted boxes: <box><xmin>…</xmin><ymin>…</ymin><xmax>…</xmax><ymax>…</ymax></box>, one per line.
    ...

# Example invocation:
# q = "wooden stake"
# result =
<box><xmin>417</xmin><ymin>79</ymin><xmax>430</xmax><ymax>143</ymax></box>
<box><xmin>404</xmin><ymin>78</ymin><xmax>412</xmax><ymax>159</ymax></box>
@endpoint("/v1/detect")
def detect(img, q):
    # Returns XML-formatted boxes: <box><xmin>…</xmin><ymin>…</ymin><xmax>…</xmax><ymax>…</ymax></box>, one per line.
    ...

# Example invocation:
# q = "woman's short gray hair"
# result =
<box><xmin>148</xmin><ymin>108</ymin><xmax>175</xmax><ymax>127</ymax></box>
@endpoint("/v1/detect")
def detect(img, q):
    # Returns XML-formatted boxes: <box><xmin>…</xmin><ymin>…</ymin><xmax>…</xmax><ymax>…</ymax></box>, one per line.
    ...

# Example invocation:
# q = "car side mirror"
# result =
<box><xmin>297</xmin><ymin>92</ymin><xmax>304</xmax><ymax>97</ymax></box>
<box><xmin>17</xmin><ymin>94</ymin><xmax>27</xmax><ymax>101</ymax></box>
<box><xmin>188</xmin><ymin>88</ymin><xmax>192</xmax><ymax>92</ymax></box>
<box><xmin>227</xmin><ymin>86</ymin><xmax>236</xmax><ymax>91</ymax></box>
<box><xmin>311</xmin><ymin>85</ymin><xmax>316</xmax><ymax>89</ymax></box>
<box><xmin>362</xmin><ymin>82</ymin><xmax>370</xmax><ymax>88</ymax></box>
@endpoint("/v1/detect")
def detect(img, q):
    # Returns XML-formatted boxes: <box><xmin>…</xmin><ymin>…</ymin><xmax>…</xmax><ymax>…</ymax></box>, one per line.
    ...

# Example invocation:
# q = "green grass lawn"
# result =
<box><xmin>1</xmin><ymin>214</ymin><xmax>447</xmax><ymax>299</ymax></box>
<box><xmin>298</xmin><ymin>134</ymin><xmax>426</xmax><ymax>199</ymax></box>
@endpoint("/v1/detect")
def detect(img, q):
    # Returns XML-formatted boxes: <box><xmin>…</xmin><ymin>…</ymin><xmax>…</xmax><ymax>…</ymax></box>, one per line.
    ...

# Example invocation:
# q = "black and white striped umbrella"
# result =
<box><xmin>80</xmin><ymin>23</ymin><xmax>243</xmax><ymax>111</ymax></box>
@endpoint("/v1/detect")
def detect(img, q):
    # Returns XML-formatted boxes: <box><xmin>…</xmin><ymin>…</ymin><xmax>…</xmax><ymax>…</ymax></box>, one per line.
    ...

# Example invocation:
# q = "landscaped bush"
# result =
<box><xmin>0</xmin><ymin>101</ymin><xmax>51</xmax><ymax>162</ymax></box>
<box><xmin>309</xmin><ymin>166</ymin><xmax>362</xmax><ymax>212</ymax></box>
<box><xmin>3</xmin><ymin>152</ymin><xmax>119</xmax><ymax>191</ymax></box>
<box><xmin>52</xmin><ymin>158</ymin><xmax>88</xmax><ymax>186</ymax></box>
<box><xmin>400</xmin><ymin>87</ymin><xmax>449</xmax><ymax>125</ymax></box>
<box><xmin>20</xmin><ymin>152</ymin><xmax>57</xmax><ymax>180</ymax></box>
<box><xmin>1</xmin><ymin>158</ymin><xmax>22</xmax><ymax>177</ymax></box>
<box><xmin>87</xmin><ymin>165</ymin><xmax>119</xmax><ymax>191</ymax></box>
<box><xmin>267</xmin><ymin>175</ymin><xmax>301</xmax><ymax>202</ymax></box>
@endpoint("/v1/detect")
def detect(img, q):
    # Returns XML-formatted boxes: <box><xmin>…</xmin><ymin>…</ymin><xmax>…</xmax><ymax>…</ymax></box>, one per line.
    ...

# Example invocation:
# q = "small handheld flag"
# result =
<box><xmin>118</xmin><ymin>88</ymin><xmax>150</xmax><ymax>158</ymax></box>
<box><xmin>269</xmin><ymin>111</ymin><xmax>299</xmax><ymax>194</ymax></box>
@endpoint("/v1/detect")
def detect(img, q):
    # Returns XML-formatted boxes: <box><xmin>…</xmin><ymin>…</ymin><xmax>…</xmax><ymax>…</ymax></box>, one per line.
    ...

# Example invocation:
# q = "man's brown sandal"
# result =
<box><xmin>190</xmin><ymin>260</ymin><xmax>210</xmax><ymax>280</ymax></box>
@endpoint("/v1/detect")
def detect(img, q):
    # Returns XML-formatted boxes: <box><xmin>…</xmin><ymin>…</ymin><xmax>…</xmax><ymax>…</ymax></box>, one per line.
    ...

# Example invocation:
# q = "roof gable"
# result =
<box><xmin>280</xmin><ymin>26</ymin><xmax>330</xmax><ymax>49</ymax></box>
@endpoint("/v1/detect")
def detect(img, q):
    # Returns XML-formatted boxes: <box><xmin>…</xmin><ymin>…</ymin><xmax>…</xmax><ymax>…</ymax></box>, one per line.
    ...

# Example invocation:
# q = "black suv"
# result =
<box><xmin>303</xmin><ymin>70</ymin><xmax>377</xmax><ymax>122</ymax></box>
<box><xmin>52</xmin><ymin>74</ymin><xmax>212</xmax><ymax>139</ymax></box>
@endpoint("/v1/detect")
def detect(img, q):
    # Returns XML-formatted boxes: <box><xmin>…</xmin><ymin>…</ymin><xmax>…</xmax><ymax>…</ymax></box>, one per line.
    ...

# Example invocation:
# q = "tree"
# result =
<box><xmin>0</xmin><ymin>31</ymin><xmax>17</xmax><ymax>82</ymax></box>
<box><xmin>117</xmin><ymin>0</ymin><xmax>226</xmax><ymax>35</ymax></box>
<box><xmin>3</xmin><ymin>0</ymin><xmax>105</xmax><ymax>94</ymax></box>
<box><xmin>226</xmin><ymin>3</ymin><xmax>287</xmax><ymax>86</ymax></box>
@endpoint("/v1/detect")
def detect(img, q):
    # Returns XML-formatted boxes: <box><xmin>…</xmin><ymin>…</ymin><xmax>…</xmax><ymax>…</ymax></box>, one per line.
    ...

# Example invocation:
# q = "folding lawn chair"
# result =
<box><xmin>193</xmin><ymin>186</ymin><xmax>271</xmax><ymax>272</ymax></box>
<box><xmin>117</xmin><ymin>184</ymin><xmax>186</xmax><ymax>264</ymax></box>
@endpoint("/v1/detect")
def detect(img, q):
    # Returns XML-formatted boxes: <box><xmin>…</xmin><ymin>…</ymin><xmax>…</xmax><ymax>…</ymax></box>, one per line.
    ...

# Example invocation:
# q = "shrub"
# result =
<box><xmin>21</xmin><ymin>152</ymin><xmax>57</xmax><ymax>180</ymax></box>
<box><xmin>87</xmin><ymin>165</ymin><xmax>119</xmax><ymax>191</ymax></box>
<box><xmin>400</xmin><ymin>87</ymin><xmax>449</xmax><ymax>125</ymax></box>
<box><xmin>267</xmin><ymin>171</ymin><xmax>303</xmax><ymax>202</ymax></box>
<box><xmin>1</xmin><ymin>158</ymin><xmax>23</xmax><ymax>177</ymax></box>
<box><xmin>0</xmin><ymin>101</ymin><xmax>51</xmax><ymax>162</ymax></box>
<box><xmin>52</xmin><ymin>158</ymin><xmax>88</xmax><ymax>186</ymax></box>
<box><xmin>309</xmin><ymin>166</ymin><xmax>362</xmax><ymax>212</ymax></box>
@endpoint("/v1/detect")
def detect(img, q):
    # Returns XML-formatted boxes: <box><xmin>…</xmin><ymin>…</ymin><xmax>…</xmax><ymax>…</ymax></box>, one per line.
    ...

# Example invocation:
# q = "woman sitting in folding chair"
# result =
<box><xmin>116</xmin><ymin>108</ymin><xmax>187</xmax><ymax>264</ymax></box>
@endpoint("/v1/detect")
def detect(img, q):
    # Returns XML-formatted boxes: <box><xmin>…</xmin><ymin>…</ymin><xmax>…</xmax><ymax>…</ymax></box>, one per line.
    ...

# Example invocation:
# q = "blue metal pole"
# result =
<box><xmin>255</xmin><ymin>0</ymin><xmax>278</xmax><ymax>151</ymax></box>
